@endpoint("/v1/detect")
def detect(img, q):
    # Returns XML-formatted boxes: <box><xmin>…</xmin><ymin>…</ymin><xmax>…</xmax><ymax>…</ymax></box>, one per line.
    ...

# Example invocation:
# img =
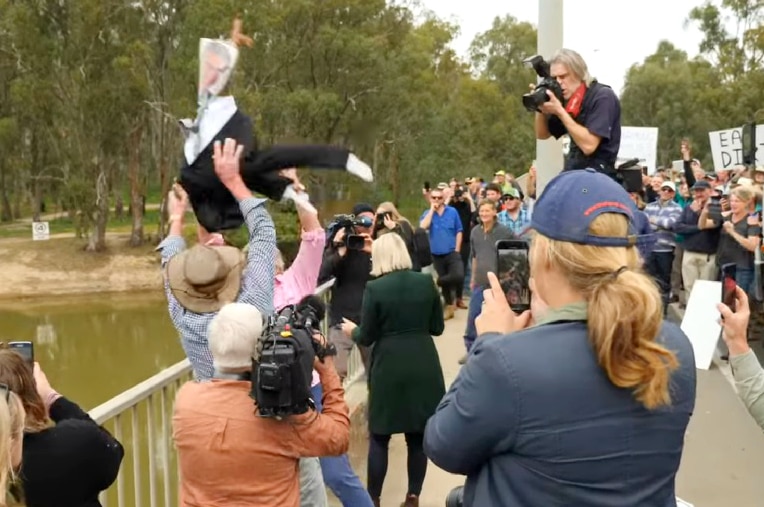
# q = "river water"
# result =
<box><xmin>0</xmin><ymin>291</ymin><xmax>182</xmax><ymax>410</ymax></box>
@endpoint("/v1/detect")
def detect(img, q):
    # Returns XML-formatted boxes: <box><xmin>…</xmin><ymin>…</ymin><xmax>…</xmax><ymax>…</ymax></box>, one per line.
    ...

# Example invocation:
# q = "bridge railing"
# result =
<box><xmin>89</xmin><ymin>278</ymin><xmax>365</xmax><ymax>507</ymax></box>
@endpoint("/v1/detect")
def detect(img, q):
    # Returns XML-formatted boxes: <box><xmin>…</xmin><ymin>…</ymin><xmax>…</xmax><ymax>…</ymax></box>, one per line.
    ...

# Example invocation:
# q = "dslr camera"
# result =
<box><xmin>327</xmin><ymin>214</ymin><xmax>371</xmax><ymax>251</ymax></box>
<box><xmin>251</xmin><ymin>295</ymin><xmax>336</xmax><ymax>419</ymax></box>
<box><xmin>522</xmin><ymin>55</ymin><xmax>564</xmax><ymax>113</ymax></box>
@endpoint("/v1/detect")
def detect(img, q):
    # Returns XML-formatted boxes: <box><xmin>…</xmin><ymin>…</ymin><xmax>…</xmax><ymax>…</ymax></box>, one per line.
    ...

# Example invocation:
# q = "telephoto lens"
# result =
<box><xmin>445</xmin><ymin>486</ymin><xmax>464</xmax><ymax>507</ymax></box>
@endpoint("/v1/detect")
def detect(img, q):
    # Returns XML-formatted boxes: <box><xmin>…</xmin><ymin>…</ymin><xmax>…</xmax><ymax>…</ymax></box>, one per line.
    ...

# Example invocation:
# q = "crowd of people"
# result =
<box><xmin>2</xmin><ymin>43</ymin><xmax>764</xmax><ymax>507</ymax></box>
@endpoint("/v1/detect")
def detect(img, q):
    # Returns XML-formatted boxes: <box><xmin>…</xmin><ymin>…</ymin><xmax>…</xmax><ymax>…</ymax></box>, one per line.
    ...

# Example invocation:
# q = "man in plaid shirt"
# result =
<box><xmin>158</xmin><ymin>138</ymin><xmax>277</xmax><ymax>381</ymax></box>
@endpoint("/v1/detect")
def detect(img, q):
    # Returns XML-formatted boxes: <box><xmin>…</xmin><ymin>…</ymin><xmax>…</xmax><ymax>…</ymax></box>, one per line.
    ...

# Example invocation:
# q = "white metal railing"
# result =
<box><xmin>89</xmin><ymin>277</ymin><xmax>367</xmax><ymax>507</ymax></box>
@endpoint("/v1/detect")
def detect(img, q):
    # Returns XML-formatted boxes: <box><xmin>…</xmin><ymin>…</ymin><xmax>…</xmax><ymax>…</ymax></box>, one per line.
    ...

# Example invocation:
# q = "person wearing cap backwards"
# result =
<box><xmin>319</xmin><ymin>202</ymin><xmax>375</xmax><ymax>379</ymax></box>
<box><xmin>643</xmin><ymin>181</ymin><xmax>682</xmax><ymax>312</ymax></box>
<box><xmin>424</xmin><ymin>169</ymin><xmax>695</xmax><ymax>507</ymax></box>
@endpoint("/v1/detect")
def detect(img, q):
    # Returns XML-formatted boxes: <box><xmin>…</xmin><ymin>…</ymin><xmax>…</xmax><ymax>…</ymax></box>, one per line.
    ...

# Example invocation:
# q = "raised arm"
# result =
<box><xmin>156</xmin><ymin>183</ymin><xmax>190</xmax><ymax>325</ymax></box>
<box><xmin>278</xmin><ymin>198</ymin><xmax>326</xmax><ymax>306</ymax></box>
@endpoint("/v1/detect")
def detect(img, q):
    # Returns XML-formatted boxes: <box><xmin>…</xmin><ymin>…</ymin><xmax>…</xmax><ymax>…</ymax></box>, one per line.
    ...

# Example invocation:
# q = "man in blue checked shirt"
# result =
<box><xmin>160</xmin><ymin>139</ymin><xmax>337</xmax><ymax>507</ymax></box>
<box><xmin>158</xmin><ymin>138</ymin><xmax>277</xmax><ymax>382</ymax></box>
<box><xmin>643</xmin><ymin>181</ymin><xmax>682</xmax><ymax>312</ymax></box>
<box><xmin>497</xmin><ymin>188</ymin><xmax>532</xmax><ymax>239</ymax></box>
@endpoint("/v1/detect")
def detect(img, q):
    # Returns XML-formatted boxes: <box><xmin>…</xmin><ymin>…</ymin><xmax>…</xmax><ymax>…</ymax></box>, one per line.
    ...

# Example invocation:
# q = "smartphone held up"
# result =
<box><xmin>8</xmin><ymin>341</ymin><xmax>34</xmax><ymax>366</ymax></box>
<box><xmin>495</xmin><ymin>240</ymin><xmax>531</xmax><ymax>314</ymax></box>
<box><xmin>721</xmin><ymin>263</ymin><xmax>737</xmax><ymax>313</ymax></box>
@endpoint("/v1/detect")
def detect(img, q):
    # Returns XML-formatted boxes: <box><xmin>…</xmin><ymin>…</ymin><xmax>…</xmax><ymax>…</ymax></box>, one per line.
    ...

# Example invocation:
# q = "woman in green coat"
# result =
<box><xmin>341</xmin><ymin>232</ymin><xmax>445</xmax><ymax>507</ymax></box>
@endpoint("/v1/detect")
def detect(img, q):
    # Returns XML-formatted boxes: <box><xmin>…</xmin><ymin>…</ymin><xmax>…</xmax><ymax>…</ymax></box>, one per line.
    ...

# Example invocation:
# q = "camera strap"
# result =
<box><xmin>213</xmin><ymin>370</ymin><xmax>251</xmax><ymax>381</ymax></box>
<box><xmin>565</xmin><ymin>83</ymin><xmax>587</xmax><ymax>118</ymax></box>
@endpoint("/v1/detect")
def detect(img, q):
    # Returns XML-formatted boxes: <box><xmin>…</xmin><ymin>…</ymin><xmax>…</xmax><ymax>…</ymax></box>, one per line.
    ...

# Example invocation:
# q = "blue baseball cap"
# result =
<box><xmin>532</xmin><ymin>169</ymin><xmax>639</xmax><ymax>247</ymax></box>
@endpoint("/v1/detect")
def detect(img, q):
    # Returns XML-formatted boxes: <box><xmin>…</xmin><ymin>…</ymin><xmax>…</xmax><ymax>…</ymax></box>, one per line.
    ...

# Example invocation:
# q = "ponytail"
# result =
<box><xmin>588</xmin><ymin>269</ymin><xmax>679</xmax><ymax>409</ymax></box>
<box><xmin>534</xmin><ymin>213</ymin><xmax>680</xmax><ymax>410</ymax></box>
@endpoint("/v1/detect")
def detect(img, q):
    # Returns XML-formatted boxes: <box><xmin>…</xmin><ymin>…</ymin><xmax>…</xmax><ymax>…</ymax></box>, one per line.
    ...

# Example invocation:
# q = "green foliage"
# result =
<box><xmin>622</xmin><ymin>1</ymin><xmax>764</xmax><ymax>169</ymax></box>
<box><xmin>0</xmin><ymin>0</ymin><xmax>544</xmax><ymax>237</ymax></box>
<box><xmin>6</xmin><ymin>0</ymin><xmax>764</xmax><ymax>242</ymax></box>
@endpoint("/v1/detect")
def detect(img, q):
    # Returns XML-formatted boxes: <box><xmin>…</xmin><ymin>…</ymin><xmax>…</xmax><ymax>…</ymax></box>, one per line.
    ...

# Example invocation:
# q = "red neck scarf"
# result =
<box><xmin>565</xmin><ymin>83</ymin><xmax>587</xmax><ymax>118</ymax></box>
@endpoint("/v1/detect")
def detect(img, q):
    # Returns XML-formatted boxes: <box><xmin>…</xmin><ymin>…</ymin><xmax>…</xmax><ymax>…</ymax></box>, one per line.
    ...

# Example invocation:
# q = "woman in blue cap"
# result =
<box><xmin>424</xmin><ymin>169</ymin><xmax>696</xmax><ymax>507</ymax></box>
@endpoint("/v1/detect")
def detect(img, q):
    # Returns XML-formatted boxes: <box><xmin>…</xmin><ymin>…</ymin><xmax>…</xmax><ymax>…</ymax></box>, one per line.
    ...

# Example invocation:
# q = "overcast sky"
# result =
<box><xmin>420</xmin><ymin>0</ymin><xmax>708</xmax><ymax>95</ymax></box>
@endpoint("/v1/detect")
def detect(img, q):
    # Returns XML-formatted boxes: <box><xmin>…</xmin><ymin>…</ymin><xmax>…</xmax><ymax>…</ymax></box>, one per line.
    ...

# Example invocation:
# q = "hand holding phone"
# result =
<box><xmin>495</xmin><ymin>239</ymin><xmax>531</xmax><ymax>313</ymax></box>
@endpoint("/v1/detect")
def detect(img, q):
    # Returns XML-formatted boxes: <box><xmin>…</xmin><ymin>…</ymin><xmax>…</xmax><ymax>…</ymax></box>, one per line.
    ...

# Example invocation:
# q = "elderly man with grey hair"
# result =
<box><xmin>172</xmin><ymin>303</ymin><xmax>350</xmax><ymax>507</ymax></box>
<box><xmin>532</xmin><ymin>47</ymin><xmax>622</xmax><ymax>177</ymax></box>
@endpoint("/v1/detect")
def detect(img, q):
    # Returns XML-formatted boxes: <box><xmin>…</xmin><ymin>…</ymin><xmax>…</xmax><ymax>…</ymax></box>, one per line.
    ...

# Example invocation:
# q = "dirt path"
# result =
<box><xmin>4</xmin><ymin>203</ymin><xmax>162</xmax><ymax>226</ymax></box>
<box><xmin>0</xmin><ymin>234</ymin><xmax>163</xmax><ymax>300</ymax></box>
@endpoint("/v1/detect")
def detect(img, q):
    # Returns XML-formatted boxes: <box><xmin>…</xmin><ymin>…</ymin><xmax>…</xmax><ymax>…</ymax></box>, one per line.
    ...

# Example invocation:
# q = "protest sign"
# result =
<box><xmin>617</xmin><ymin>127</ymin><xmax>659</xmax><ymax>174</ymax></box>
<box><xmin>708</xmin><ymin>124</ymin><xmax>764</xmax><ymax>170</ymax></box>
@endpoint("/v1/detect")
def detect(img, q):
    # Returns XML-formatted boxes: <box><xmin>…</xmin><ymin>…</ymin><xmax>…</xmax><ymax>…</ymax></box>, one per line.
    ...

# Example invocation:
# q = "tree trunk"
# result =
<box><xmin>128</xmin><ymin>126</ymin><xmax>144</xmax><ymax>246</ymax></box>
<box><xmin>115</xmin><ymin>195</ymin><xmax>124</xmax><ymax>219</ymax></box>
<box><xmin>86</xmin><ymin>170</ymin><xmax>109</xmax><ymax>252</ymax></box>
<box><xmin>0</xmin><ymin>162</ymin><xmax>12</xmax><ymax>222</ymax></box>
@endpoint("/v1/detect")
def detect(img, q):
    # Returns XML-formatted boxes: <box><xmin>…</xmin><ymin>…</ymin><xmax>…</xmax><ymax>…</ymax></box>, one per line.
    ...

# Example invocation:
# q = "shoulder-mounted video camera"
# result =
<box><xmin>522</xmin><ymin>55</ymin><xmax>564</xmax><ymax>113</ymax></box>
<box><xmin>327</xmin><ymin>214</ymin><xmax>372</xmax><ymax>251</ymax></box>
<box><xmin>251</xmin><ymin>295</ymin><xmax>336</xmax><ymax>419</ymax></box>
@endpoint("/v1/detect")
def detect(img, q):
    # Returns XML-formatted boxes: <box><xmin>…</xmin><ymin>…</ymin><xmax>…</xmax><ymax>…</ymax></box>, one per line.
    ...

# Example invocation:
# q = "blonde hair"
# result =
<box><xmin>731</xmin><ymin>185</ymin><xmax>754</xmax><ymax>205</ymax></box>
<box><xmin>0</xmin><ymin>392</ymin><xmax>25</xmax><ymax>504</ymax></box>
<box><xmin>376</xmin><ymin>202</ymin><xmax>410</xmax><ymax>225</ymax></box>
<box><xmin>532</xmin><ymin>213</ymin><xmax>679</xmax><ymax>409</ymax></box>
<box><xmin>370</xmin><ymin>233</ymin><xmax>412</xmax><ymax>277</ymax></box>
<box><xmin>550</xmin><ymin>48</ymin><xmax>593</xmax><ymax>85</ymax></box>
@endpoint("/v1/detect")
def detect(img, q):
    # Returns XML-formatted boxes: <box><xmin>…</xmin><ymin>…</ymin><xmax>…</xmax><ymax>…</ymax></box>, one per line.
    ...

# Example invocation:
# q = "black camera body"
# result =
<box><xmin>522</xmin><ymin>55</ymin><xmax>564</xmax><ymax>113</ymax></box>
<box><xmin>251</xmin><ymin>298</ymin><xmax>335</xmax><ymax>419</ymax></box>
<box><xmin>327</xmin><ymin>213</ymin><xmax>367</xmax><ymax>250</ymax></box>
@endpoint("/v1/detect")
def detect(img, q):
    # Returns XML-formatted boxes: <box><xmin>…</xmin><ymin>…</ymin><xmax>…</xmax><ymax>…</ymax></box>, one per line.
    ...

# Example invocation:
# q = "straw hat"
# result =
<box><xmin>166</xmin><ymin>245</ymin><xmax>245</xmax><ymax>313</ymax></box>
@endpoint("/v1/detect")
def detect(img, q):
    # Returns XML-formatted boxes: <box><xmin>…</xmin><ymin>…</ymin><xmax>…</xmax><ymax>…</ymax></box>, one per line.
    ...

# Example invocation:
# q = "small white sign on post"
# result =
<box><xmin>708</xmin><ymin>124</ymin><xmax>764</xmax><ymax>170</ymax></box>
<box><xmin>32</xmin><ymin>221</ymin><xmax>50</xmax><ymax>241</ymax></box>
<box><xmin>617</xmin><ymin>126</ymin><xmax>659</xmax><ymax>174</ymax></box>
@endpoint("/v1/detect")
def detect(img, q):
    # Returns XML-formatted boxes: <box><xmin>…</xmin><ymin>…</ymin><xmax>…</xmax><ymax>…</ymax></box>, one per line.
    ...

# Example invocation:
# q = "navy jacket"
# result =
<box><xmin>424</xmin><ymin>303</ymin><xmax>696</xmax><ymax>507</ymax></box>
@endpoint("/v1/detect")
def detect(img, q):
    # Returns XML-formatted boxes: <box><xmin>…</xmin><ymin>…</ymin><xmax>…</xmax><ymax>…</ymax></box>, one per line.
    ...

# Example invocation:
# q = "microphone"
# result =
<box><xmin>296</xmin><ymin>294</ymin><xmax>326</xmax><ymax>330</ymax></box>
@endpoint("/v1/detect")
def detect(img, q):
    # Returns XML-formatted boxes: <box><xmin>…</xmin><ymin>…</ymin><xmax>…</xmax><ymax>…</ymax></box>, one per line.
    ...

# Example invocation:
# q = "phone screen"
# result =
<box><xmin>8</xmin><ymin>341</ymin><xmax>33</xmax><ymax>366</ymax></box>
<box><xmin>721</xmin><ymin>263</ymin><xmax>737</xmax><ymax>312</ymax></box>
<box><xmin>496</xmin><ymin>241</ymin><xmax>531</xmax><ymax>312</ymax></box>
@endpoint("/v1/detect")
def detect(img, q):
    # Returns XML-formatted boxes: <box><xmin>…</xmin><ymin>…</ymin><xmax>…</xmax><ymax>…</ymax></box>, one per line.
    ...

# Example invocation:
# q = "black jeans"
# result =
<box><xmin>646</xmin><ymin>250</ymin><xmax>674</xmax><ymax>311</ymax></box>
<box><xmin>432</xmin><ymin>251</ymin><xmax>465</xmax><ymax>305</ymax></box>
<box><xmin>367</xmin><ymin>432</ymin><xmax>427</xmax><ymax>499</ymax></box>
<box><xmin>457</xmin><ymin>239</ymin><xmax>470</xmax><ymax>300</ymax></box>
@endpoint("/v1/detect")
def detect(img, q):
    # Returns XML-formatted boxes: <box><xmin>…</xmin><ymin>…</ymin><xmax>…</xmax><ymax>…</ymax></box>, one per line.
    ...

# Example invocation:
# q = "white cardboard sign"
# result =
<box><xmin>680</xmin><ymin>280</ymin><xmax>722</xmax><ymax>370</ymax></box>
<box><xmin>617</xmin><ymin>126</ymin><xmax>659</xmax><ymax>174</ymax></box>
<box><xmin>708</xmin><ymin>124</ymin><xmax>764</xmax><ymax>170</ymax></box>
<box><xmin>32</xmin><ymin>221</ymin><xmax>50</xmax><ymax>241</ymax></box>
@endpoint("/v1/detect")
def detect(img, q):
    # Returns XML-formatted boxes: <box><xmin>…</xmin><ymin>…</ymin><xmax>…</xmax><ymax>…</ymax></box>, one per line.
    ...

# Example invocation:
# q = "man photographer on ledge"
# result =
<box><xmin>173</xmin><ymin>303</ymin><xmax>350</xmax><ymax>507</ymax></box>
<box><xmin>533</xmin><ymin>48</ymin><xmax>621</xmax><ymax>175</ymax></box>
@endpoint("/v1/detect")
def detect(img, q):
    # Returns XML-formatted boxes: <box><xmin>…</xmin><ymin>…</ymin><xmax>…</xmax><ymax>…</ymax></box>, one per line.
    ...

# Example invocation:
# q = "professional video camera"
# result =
<box><xmin>615</xmin><ymin>158</ymin><xmax>645</xmax><ymax>193</ymax></box>
<box><xmin>326</xmin><ymin>213</ymin><xmax>371</xmax><ymax>250</ymax></box>
<box><xmin>522</xmin><ymin>55</ymin><xmax>564</xmax><ymax>113</ymax></box>
<box><xmin>251</xmin><ymin>295</ymin><xmax>336</xmax><ymax>419</ymax></box>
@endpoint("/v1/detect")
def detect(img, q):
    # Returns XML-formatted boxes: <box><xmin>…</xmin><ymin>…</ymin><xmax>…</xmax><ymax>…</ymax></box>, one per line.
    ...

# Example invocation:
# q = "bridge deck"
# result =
<box><xmin>336</xmin><ymin>307</ymin><xmax>764</xmax><ymax>507</ymax></box>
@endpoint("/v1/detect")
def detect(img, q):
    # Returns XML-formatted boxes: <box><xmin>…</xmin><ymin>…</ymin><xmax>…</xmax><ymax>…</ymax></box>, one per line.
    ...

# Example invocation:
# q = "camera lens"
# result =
<box><xmin>445</xmin><ymin>486</ymin><xmax>464</xmax><ymax>507</ymax></box>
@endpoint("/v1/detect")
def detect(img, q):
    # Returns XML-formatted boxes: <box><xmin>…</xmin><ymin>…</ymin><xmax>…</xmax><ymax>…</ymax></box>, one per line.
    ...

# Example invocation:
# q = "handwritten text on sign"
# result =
<box><xmin>617</xmin><ymin>127</ymin><xmax>659</xmax><ymax>174</ymax></box>
<box><xmin>708</xmin><ymin>124</ymin><xmax>764</xmax><ymax>170</ymax></box>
